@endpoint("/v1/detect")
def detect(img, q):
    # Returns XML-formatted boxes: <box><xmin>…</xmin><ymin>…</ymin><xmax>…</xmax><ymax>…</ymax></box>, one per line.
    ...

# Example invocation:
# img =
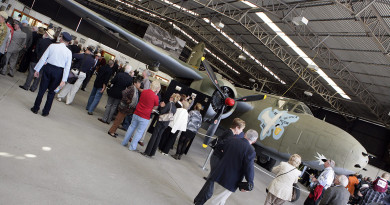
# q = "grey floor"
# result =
<box><xmin>0</xmin><ymin>72</ymin><xmax>309</xmax><ymax>205</ymax></box>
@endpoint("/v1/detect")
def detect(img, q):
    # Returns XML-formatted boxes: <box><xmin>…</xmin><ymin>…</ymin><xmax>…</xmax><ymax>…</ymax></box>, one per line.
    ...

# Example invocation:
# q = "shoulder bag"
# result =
<box><xmin>158</xmin><ymin>103</ymin><xmax>174</xmax><ymax>122</ymax></box>
<box><xmin>67</xmin><ymin>54</ymin><xmax>87</xmax><ymax>84</ymax></box>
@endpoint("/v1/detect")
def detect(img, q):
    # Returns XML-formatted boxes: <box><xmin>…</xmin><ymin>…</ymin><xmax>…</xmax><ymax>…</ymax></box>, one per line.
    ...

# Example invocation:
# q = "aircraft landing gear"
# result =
<box><xmin>256</xmin><ymin>154</ymin><xmax>276</xmax><ymax>171</ymax></box>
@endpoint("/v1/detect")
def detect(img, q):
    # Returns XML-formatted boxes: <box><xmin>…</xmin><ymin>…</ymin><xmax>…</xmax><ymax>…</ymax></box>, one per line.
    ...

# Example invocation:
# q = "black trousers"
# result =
<box><xmin>81</xmin><ymin>70</ymin><xmax>93</xmax><ymax>90</ymax></box>
<box><xmin>194</xmin><ymin>179</ymin><xmax>215</xmax><ymax>205</ymax></box>
<box><xmin>144</xmin><ymin>121</ymin><xmax>168</xmax><ymax>156</ymax></box>
<box><xmin>176</xmin><ymin>130</ymin><xmax>196</xmax><ymax>155</ymax></box>
<box><xmin>159</xmin><ymin>127</ymin><xmax>179</xmax><ymax>154</ymax></box>
<box><xmin>32</xmin><ymin>64</ymin><xmax>63</xmax><ymax>115</ymax></box>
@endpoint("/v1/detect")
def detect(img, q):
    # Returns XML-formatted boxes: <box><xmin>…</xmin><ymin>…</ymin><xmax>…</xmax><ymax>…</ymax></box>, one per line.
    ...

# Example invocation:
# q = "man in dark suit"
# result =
<box><xmin>194</xmin><ymin>129</ymin><xmax>258</xmax><ymax>205</ymax></box>
<box><xmin>319</xmin><ymin>175</ymin><xmax>350</xmax><ymax>205</ymax></box>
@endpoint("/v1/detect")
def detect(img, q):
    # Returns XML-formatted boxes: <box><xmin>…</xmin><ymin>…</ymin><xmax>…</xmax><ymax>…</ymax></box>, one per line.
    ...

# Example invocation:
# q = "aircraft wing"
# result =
<box><xmin>56</xmin><ymin>0</ymin><xmax>203</xmax><ymax>80</ymax></box>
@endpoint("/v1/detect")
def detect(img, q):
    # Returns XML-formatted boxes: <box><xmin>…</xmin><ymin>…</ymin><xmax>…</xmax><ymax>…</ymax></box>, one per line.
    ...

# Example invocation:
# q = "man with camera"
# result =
<box><xmin>194</xmin><ymin>129</ymin><xmax>258</xmax><ymax>205</ymax></box>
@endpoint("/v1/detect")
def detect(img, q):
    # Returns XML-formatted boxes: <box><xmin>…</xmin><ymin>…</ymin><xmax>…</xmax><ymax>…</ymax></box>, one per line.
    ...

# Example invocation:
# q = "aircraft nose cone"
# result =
<box><xmin>225</xmin><ymin>98</ymin><xmax>235</xmax><ymax>106</ymax></box>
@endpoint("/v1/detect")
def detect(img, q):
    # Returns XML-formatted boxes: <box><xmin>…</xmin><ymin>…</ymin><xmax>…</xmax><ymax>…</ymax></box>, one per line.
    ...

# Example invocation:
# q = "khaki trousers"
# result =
<box><xmin>205</xmin><ymin>182</ymin><xmax>232</xmax><ymax>205</ymax></box>
<box><xmin>264</xmin><ymin>192</ymin><xmax>286</xmax><ymax>205</ymax></box>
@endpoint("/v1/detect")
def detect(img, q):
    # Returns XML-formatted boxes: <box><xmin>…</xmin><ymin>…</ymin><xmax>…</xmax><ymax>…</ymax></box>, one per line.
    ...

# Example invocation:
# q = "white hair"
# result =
<box><xmin>338</xmin><ymin>175</ymin><xmax>349</xmax><ymax>187</ymax></box>
<box><xmin>150</xmin><ymin>80</ymin><xmax>161</xmax><ymax>92</ymax></box>
<box><xmin>124</xmin><ymin>65</ymin><xmax>132</xmax><ymax>74</ymax></box>
<box><xmin>245</xmin><ymin>129</ymin><xmax>258</xmax><ymax>143</ymax></box>
<box><xmin>329</xmin><ymin>159</ymin><xmax>336</xmax><ymax>168</ymax></box>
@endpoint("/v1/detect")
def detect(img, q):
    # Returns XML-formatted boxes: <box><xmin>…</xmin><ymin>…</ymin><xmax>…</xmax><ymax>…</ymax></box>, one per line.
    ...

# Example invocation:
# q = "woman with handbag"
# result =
<box><xmin>107</xmin><ymin>77</ymin><xmax>142</xmax><ymax>137</ymax></box>
<box><xmin>158</xmin><ymin>97</ymin><xmax>190</xmax><ymax>155</ymax></box>
<box><xmin>142</xmin><ymin>93</ymin><xmax>180</xmax><ymax>157</ymax></box>
<box><xmin>171</xmin><ymin>103</ymin><xmax>203</xmax><ymax>160</ymax></box>
<box><xmin>265</xmin><ymin>154</ymin><xmax>302</xmax><ymax>205</ymax></box>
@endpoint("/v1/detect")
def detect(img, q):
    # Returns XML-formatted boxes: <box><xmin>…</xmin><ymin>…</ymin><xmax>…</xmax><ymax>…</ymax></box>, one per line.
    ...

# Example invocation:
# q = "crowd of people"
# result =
<box><xmin>3</xmin><ymin>15</ymin><xmax>390</xmax><ymax>204</ymax></box>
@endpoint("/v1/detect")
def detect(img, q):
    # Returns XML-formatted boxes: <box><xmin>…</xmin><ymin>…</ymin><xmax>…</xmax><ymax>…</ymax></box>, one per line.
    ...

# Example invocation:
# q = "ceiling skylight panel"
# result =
<box><xmin>241</xmin><ymin>1</ymin><xmax>257</xmax><ymax>8</ymax></box>
<box><xmin>257</xmin><ymin>12</ymin><xmax>350</xmax><ymax>99</ymax></box>
<box><xmin>161</xmin><ymin>0</ymin><xmax>199</xmax><ymax>16</ymax></box>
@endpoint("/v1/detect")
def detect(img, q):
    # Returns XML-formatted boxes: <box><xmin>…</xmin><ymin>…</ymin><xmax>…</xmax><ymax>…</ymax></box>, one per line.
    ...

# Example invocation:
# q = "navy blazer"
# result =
<box><xmin>210</xmin><ymin>138</ymin><xmax>256</xmax><ymax>192</ymax></box>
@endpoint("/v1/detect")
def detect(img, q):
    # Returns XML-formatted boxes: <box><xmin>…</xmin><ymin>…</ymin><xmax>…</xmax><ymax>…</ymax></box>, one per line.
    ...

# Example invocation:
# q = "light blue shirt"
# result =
<box><xmin>34</xmin><ymin>43</ymin><xmax>72</xmax><ymax>82</ymax></box>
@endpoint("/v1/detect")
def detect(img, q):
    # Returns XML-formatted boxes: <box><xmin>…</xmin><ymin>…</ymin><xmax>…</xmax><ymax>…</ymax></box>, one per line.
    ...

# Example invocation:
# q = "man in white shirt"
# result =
<box><xmin>304</xmin><ymin>159</ymin><xmax>335</xmax><ymax>205</ymax></box>
<box><xmin>30</xmin><ymin>32</ymin><xmax>72</xmax><ymax>117</ymax></box>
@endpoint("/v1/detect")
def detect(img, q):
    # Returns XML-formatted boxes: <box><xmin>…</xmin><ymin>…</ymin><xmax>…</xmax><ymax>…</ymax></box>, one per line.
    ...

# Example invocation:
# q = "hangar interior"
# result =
<box><xmin>0</xmin><ymin>0</ymin><xmax>390</xmax><ymax>204</ymax></box>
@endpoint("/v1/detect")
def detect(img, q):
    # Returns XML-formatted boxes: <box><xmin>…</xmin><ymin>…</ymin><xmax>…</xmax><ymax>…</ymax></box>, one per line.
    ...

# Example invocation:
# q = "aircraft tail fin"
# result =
<box><xmin>187</xmin><ymin>42</ymin><xmax>205</xmax><ymax>69</ymax></box>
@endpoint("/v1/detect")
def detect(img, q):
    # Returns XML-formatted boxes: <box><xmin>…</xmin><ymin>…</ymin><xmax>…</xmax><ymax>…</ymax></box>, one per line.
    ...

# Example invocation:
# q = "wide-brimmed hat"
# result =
<box><xmin>46</xmin><ymin>29</ymin><xmax>55</xmax><ymax>39</ymax></box>
<box><xmin>37</xmin><ymin>27</ymin><xmax>45</xmax><ymax>35</ymax></box>
<box><xmin>0</xmin><ymin>11</ymin><xmax>8</xmax><ymax>20</ymax></box>
<box><xmin>96</xmin><ymin>53</ymin><xmax>101</xmax><ymax>57</ymax></box>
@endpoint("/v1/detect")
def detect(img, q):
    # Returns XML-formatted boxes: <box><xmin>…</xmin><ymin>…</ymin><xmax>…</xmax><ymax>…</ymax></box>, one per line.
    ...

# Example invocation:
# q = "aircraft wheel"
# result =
<box><xmin>256</xmin><ymin>155</ymin><xmax>276</xmax><ymax>171</ymax></box>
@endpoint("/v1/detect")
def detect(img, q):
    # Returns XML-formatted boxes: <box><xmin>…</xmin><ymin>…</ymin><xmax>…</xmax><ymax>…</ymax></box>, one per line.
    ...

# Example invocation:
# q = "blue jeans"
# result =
<box><xmin>122</xmin><ymin>114</ymin><xmax>133</xmax><ymax>130</ymax></box>
<box><xmin>86</xmin><ymin>87</ymin><xmax>103</xmax><ymax>113</ymax></box>
<box><xmin>121</xmin><ymin>114</ymin><xmax>150</xmax><ymax>150</ymax></box>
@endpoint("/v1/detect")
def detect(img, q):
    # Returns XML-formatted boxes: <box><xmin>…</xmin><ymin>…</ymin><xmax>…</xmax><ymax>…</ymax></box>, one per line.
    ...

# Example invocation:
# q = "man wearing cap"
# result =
<box><xmin>20</xmin><ymin>19</ymin><xmax>32</xmax><ymax>50</ymax></box>
<box><xmin>304</xmin><ymin>159</ymin><xmax>336</xmax><ymax>205</ymax></box>
<box><xmin>30</xmin><ymin>32</ymin><xmax>72</xmax><ymax>116</ymax></box>
<box><xmin>57</xmin><ymin>46</ymin><xmax>95</xmax><ymax>105</ymax></box>
<box><xmin>81</xmin><ymin>52</ymin><xmax>101</xmax><ymax>91</ymax></box>
<box><xmin>0</xmin><ymin>11</ymin><xmax>10</xmax><ymax>57</ymax></box>
<box><xmin>19</xmin><ymin>29</ymin><xmax>54</xmax><ymax>92</ymax></box>
<box><xmin>0</xmin><ymin>21</ymin><xmax>26</xmax><ymax>77</ymax></box>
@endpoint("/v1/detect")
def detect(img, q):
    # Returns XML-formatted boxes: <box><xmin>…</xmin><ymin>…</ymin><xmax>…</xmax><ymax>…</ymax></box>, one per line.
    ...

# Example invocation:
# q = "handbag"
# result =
<box><xmin>67</xmin><ymin>69</ymin><xmax>80</xmax><ymax>84</ymax></box>
<box><xmin>158</xmin><ymin>103</ymin><xmax>174</xmax><ymax>122</ymax></box>
<box><xmin>291</xmin><ymin>183</ymin><xmax>300</xmax><ymax>202</ymax></box>
<box><xmin>67</xmin><ymin>54</ymin><xmax>87</xmax><ymax>84</ymax></box>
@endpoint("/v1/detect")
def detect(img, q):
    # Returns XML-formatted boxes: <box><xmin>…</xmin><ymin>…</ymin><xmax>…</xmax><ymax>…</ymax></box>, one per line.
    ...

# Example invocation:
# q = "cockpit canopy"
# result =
<box><xmin>276</xmin><ymin>99</ymin><xmax>313</xmax><ymax>115</ymax></box>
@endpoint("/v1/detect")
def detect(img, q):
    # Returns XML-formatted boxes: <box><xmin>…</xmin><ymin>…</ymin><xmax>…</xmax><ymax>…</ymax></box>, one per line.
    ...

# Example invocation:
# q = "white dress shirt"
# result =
<box><xmin>34</xmin><ymin>43</ymin><xmax>72</xmax><ymax>82</ymax></box>
<box><xmin>317</xmin><ymin>167</ymin><xmax>335</xmax><ymax>190</ymax></box>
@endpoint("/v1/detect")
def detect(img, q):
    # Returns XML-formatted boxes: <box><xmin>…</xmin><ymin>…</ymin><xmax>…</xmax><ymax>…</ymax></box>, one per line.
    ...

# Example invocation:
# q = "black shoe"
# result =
<box><xmin>98</xmin><ymin>118</ymin><xmax>107</xmax><ymax>124</ymax></box>
<box><xmin>81</xmin><ymin>88</ymin><xmax>86</xmax><ymax>91</ymax></box>
<box><xmin>141</xmin><ymin>152</ymin><xmax>151</xmax><ymax>158</ymax></box>
<box><xmin>87</xmin><ymin>112</ymin><xmax>93</xmax><ymax>115</ymax></box>
<box><xmin>42</xmin><ymin>113</ymin><xmax>49</xmax><ymax>117</ymax></box>
<box><xmin>19</xmin><ymin>85</ymin><xmax>28</xmax><ymax>90</ymax></box>
<box><xmin>29</xmin><ymin>89</ymin><xmax>36</xmax><ymax>92</ymax></box>
<box><xmin>7</xmin><ymin>73</ymin><xmax>13</xmax><ymax>77</ymax></box>
<box><xmin>171</xmin><ymin>154</ymin><xmax>179</xmax><ymax>160</ymax></box>
<box><xmin>203</xmin><ymin>177</ymin><xmax>208</xmax><ymax>180</ymax></box>
<box><xmin>30</xmin><ymin>107</ymin><xmax>38</xmax><ymax>114</ymax></box>
<box><xmin>108</xmin><ymin>132</ymin><xmax>117</xmax><ymax>138</ymax></box>
<box><xmin>0</xmin><ymin>73</ymin><xmax>5</xmax><ymax>76</ymax></box>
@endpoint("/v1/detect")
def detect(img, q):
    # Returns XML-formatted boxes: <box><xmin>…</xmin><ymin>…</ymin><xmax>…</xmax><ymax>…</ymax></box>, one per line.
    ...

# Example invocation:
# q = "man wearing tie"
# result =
<box><xmin>81</xmin><ymin>52</ymin><xmax>101</xmax><ymax>91</ymax></box>
<box><xmin>30</xmin><ymin>32</ymin><xmax>72</xmax><ymax>117</ymax></box>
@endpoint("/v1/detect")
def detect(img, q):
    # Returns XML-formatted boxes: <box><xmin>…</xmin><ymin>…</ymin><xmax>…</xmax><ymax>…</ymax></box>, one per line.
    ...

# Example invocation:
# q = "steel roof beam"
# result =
<box><xmin>241</xmin><ymin>0</ymin><xmax>390</xmax><ymax>126</ymax></box>
<box><xmin>189</xmin><ymin>0</ymin><xmax>353</xmax><ymax>116</ymax></box>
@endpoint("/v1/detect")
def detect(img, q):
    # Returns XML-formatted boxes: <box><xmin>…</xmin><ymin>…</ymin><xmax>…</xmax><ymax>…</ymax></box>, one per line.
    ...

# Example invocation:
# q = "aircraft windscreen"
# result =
<box><xmin>301</xmin><ymin>104</ymin><xmax>313</xmax><ymax>115</ymax></box>
<box><xmin>280</xmin><ymin>102</ymin><xmax>295</xmax><ymax>111</ymax></box>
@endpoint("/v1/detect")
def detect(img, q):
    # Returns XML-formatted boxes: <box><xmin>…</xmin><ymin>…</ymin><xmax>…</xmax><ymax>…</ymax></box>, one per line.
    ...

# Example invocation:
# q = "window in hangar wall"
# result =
<box><xmin>12</xmin><ymin>8</ymin><xmax>48</xmax><ymax>28</ymax></box>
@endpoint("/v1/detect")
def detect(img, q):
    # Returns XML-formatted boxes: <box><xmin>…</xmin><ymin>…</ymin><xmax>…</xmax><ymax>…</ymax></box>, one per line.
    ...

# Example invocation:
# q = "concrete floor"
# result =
<box><xmin>0</xmin><ymin>72</ymin><xmax>309</xmax><ymax>205</ymax></box>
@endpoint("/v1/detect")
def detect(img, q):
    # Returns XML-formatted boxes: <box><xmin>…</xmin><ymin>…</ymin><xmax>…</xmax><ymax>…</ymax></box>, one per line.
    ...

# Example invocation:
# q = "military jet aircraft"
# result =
<box><xmin>57</xmin><ymin>0</ymin><xmax>369</xmax><ymax>175</ymax></box>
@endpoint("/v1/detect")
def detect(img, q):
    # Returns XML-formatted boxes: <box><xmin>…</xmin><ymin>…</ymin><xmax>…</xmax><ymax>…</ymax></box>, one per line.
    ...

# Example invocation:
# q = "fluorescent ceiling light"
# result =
<box><xmin>256</xmin><ymin>12</ymin><xmax>351</xmax><ymax>99</ymax></box>
<box><xmin>241</xmin><ymin>1</ymin><xmax>257</xmax><ymax>8</ymax></box>
<box><xmin>161</xmin><ymin>0</ymin><xmax>199</xmax><ymax>16</ymax></box>
<box><xmin>116</xmin><ymin>0</ymin><xmax>166</xmax><ymax>21</ymax></box>
<box><xmin>203</xmin><ymin>18</ymin><xmax>286</xmax><ymax>84</ymax></box>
